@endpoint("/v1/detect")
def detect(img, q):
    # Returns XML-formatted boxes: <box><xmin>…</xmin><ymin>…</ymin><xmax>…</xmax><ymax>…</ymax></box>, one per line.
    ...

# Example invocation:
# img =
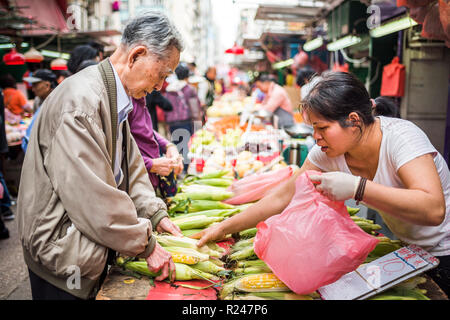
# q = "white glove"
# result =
<box><xmin>309</xmin><ymin>172</ymin><xmax>361</xmax><ymax>201</ymax></box>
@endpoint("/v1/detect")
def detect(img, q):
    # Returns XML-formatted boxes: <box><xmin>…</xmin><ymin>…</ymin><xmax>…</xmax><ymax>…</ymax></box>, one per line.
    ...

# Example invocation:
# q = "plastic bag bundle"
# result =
<box><xmin>253</xmin><ymin>170</ymin><xmax>379</xmax><ymax>294</ymax></box>
<box><xmin>223</xmin><ymin>166</ymin><xmax>294</xmax><ymax>205</ymax></box>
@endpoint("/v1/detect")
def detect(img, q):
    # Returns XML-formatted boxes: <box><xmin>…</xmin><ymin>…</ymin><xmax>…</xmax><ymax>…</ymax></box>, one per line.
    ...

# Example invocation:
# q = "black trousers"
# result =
<box><xmin>28</xmin><ymin>268</ymin><xmax>82</xmax><ymax>300</ymax></box>
<box><xmin>426</xmin><ymin>254</ymin><xmax>450</xmax><ymax>297</ymax></box>
<box><xmin>28</xmin><ymin>266</ymin><xmax>109</xmax><ymax>300</ymax></box>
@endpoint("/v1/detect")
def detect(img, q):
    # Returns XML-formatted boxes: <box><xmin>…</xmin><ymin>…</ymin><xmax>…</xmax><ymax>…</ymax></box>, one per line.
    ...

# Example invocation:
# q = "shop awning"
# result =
<box><xmin>12</xmin><ymin>0</ymin><xmax>69</xmax><ymax>35</ymax></box>
<box><xmin>254</xmin><ymin>3</ymin><xmax>326</xmax><ymax>24</ymax></box>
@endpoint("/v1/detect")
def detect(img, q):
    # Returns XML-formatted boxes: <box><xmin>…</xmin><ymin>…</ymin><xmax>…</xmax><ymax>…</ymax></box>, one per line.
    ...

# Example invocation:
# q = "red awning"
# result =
<box><xmin>15</xmin><ymin>0</ymin><xmax>69</xmax><ymax>35</ymax></box>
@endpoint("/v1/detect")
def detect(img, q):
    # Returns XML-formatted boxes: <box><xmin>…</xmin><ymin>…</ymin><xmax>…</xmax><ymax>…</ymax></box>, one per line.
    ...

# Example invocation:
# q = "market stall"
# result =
<box><xmin>97</xmin><ymin>93</ymin><xmax>448</xmax><ymax>300</ymax></box>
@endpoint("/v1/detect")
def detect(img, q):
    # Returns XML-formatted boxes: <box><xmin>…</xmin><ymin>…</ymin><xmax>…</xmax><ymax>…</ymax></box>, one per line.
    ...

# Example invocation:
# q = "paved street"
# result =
<box><xmin>0</xmin><ymin>204</ymin><xmax>32</xmax><ymax>300</ymax></box>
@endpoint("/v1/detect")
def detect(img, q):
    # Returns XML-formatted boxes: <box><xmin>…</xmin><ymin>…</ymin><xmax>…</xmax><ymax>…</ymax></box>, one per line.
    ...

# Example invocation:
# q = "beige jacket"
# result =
<box><xmin>17</xmin><ymin>60</ymin><xmax>168</xmax><ymax>299</ymax></box>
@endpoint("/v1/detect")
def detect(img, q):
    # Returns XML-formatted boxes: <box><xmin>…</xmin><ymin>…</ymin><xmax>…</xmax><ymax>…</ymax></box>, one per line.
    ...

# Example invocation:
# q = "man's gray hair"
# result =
<box><xmin>121</xmin><ymin>11</ymin><xmax>184</xmax><ymax>57</ymax></box>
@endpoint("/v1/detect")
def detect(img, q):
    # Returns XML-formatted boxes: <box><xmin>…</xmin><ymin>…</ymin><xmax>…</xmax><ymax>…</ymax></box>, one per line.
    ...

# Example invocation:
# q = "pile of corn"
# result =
<box><xmin>116</xmin><ymin>233</ymin><xmax>230</xmax><ymax>283</ymax></box>
<box><xmin>116</xmin><ymin>166</ymin><xmax>432</xmax><ymax>300</ymax></box>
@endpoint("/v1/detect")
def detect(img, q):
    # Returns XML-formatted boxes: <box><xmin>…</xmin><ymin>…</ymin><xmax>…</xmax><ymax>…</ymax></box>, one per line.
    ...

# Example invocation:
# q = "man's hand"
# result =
<box><xmin>150</xmin><ymin>157</ymin><xmax>177</xmax><ymax>176</ymax></box>
<box><xmin>190</xmin><ymin>223</ymin><xmax>226</xmax><ymax>247</ymax></box>
<box><xmin>146</xmin><ymin>242</ymin><xmax>176</xmax><ymax>282</ymax></box>
<box><xmin>309</xmin><ymin>172</ymin><xmax>361</xmax><ymax>201</ymax></box>
<box><xmin>156</xmin><ymin>217</ymin><xmax>183</xmax><ymax>237</ymax></box>
<box><xmin>166</xmin><ymin>145</ymin><xmax>184</xmax><ymax>175</ymax></box>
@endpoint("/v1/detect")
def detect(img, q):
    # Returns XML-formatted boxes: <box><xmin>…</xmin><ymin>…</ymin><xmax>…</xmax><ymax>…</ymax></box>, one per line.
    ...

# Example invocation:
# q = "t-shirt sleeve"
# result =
<box><xmin>388</xmin><ymin>120</ymin><xmax>437</xmax><ymax>172</ymax></box>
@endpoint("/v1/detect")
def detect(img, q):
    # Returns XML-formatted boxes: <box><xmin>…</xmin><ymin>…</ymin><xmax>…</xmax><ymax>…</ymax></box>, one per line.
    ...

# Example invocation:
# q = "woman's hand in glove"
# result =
<box><xmin>309</xmin><ymin>172</ymin><xmax>361</xmax><ymax>201</ymax></box>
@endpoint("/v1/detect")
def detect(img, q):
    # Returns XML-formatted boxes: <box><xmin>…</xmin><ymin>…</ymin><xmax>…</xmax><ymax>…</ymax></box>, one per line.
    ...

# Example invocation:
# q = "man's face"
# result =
<box><xmin>31</xmin><ymin>81</ymin><xmax>51</xmax><ymax>99</ymax></box>
<box><xmin>206</xmin><ymin>67</ymin><xmax>216</xmax><ymax>81</ymax></box>
<box><xmin>123</xmin><ymin>46</ymin><xmax>180</xmax><ymax>99</ymax></box>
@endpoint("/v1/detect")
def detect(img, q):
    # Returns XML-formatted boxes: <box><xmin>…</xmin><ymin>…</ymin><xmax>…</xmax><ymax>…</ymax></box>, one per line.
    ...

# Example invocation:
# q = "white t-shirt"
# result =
<box><xmin>307</xmin><ymin>116</ymin><xmax>450</xmax><ymax>256</ymax></box>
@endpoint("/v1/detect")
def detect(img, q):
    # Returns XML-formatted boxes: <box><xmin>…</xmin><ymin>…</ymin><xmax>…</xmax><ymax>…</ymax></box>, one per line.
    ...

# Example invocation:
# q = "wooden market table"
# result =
<box><xmin>96</xmin><ymin>266</ymin><xmax>448</xmax><ymax>300</ymax></box>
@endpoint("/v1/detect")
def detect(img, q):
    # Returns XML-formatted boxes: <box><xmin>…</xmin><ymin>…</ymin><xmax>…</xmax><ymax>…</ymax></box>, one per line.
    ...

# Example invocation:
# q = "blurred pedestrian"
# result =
<box><xmin>0</xmin><ymin>88</ymin><xmax>13</xmax><ymax>225</ymax></box>
<box><xmin>198</xmin><ymin>66</ymin><xmax>216</xmax><ymax>108</ymax></box>
<box><xmin>164</xmin><ymin>63</ymin><xmax>201</xmax><ymax>171</ymax></box>
<box><xmin>53</xmin><ymin>69</ymin><xmax>71</xmax><ymax>84</ymax></box>
<box><xmin>22</xmin><ymin>69</ymin><xmax>58</xmax><ymax>153</ymax></box>
<box><xmin>128</xmin><ymin>96</ymin><xmax>183</xmax><ymax>196</ymax></box>
<box><xmin>67</xmin><ymin>45</ymin><xmax>99</xmax><ymax>74</ymax></box>
<box><xmin>254</xmin><ymin>74</ymin><xmax>295</xmax><ymax>128</ymax></box>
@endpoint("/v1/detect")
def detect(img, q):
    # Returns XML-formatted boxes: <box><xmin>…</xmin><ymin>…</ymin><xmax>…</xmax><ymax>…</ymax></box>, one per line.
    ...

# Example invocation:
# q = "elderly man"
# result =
<box><xmin>17</xmin><ymin>12</ymin><xmax>184</xmax><ymax>300</ymax></box>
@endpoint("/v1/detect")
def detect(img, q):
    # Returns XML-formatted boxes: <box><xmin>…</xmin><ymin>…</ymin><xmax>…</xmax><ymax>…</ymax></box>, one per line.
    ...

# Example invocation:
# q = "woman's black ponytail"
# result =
<box><xmin>373</xmin><ymin>96</ymin><xmax>400</xmax><ymax>118</ymax></box>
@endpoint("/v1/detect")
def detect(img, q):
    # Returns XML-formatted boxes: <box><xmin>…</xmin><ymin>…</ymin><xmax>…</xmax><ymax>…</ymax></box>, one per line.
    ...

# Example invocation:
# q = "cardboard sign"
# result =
<box><xmin>318</xmin><ymin>245</ymin><xmax>439</xmax><ymax>300</ymax></box>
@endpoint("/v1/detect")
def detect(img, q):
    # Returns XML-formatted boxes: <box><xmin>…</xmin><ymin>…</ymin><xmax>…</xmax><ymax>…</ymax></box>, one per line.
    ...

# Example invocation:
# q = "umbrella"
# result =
<box><xmin>225</xmin><ymin>43</ymin><xmax>244</xmax><ymax>55</ymax></box>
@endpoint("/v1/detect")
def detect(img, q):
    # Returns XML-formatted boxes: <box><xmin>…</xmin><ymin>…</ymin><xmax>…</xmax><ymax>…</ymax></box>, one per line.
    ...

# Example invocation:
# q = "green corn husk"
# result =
<box><xmin>355</xmin><ymin>221</ymin><xmax>382</xmax><ymax>233</ymax></box>
<box><xmin>198</xmin><ymin>169</ymin><xmax>232</xmax><ymax>180</ymax></box>
<box><xmin>193</xmin><ymin>178</ymin><xmax>233</xmax><ymax>187</ymax></box>
<box><xmin>117</xmin><ymin>257</ymin><xmax>219</xmax><ymax>281</ymax></box>
<box><xmin>351</xmin><ymin>216</ymin><xmax>376</xmax><ymax>224</ymax></box>
<box><xmin>347</xmin><ymin>206</ymin><xmax>360</xmax><ymax>216</ymax></box>
<box><xmin>162</xmin><ymin>246</ymin><xmax>210</xmax><ymax>261</ymax></box>
<box><xmin>209</xmin><ymin>258</ymin><xmax>225</xmax><ymax>267</ymax></box>
<box><xmin>239</xmin><ymin>227</ymin><xmax>258</xmax><ymax>238</ymax></box>
<box><xmin>155</xmin><ymin>234</ymin><xmax>222</xmax><ymax>257</ymax></box>
<box><xmin>171</xmin><ymin>208</ymin><xmax>239</xmax><ymax>221</ymax></box>
<box><xmin>234</xmin><ymin>266</ymin><xmax>273</xmax><ymax>275</ymax></box>
<box><xmin>220</xmin><ymin>276</ymin><xmax>247</xmax><ymax>299</ymax></box>
<box><xmin>191</xmin><ymin>260</ymin><xmax>226</xmax><ymax>275</ymax></box>
<box><xmin>225</xmin><ymin>292</ymin><xmax>314</xmax><ymax>300</ymax></box>
<box><xmin>394</xmin><ymin>276</ymin><xmax>427</xmax><ymax>290</ymax></box>
<box><xmin>171</xmin><ymin>200</ymin><xmax>235</xmax><ymax>213</ymax></box>
<box><xmin>175</xmin><ymin>185</ymin><xmax>234</xmax><ymax>201</ymax></box>
<box><xmin>236</xmin><ymin>259</ymin><xmax>269</xmax><ymax>269</ymax></box>
<box><xmin>369</xmin><ymin>287</ymin><xmax>430</xmax><ymax>300</ymax></box>
<box><xmin>181</xmin><ymin>229</ymin><xmax>204</xmax><ymax>237</ymax></box>
<box><xmin>232</xmin><ymin>238</ymin><xmax>255</xmax><ymax>252</ymax></box>
<box><xmin>228</xmin><ymin>246</ymin><xmax>257</xmax><ymax>261</ymax></box>
<box><xmin>173</xmin><ymin>215</ymin><xmax>225</xmax><ymax>230</ymax></box>
<box><xmin>365</xmin><ymin>240</ymin><xmax>403</xmax><ymax>262</ymax></box>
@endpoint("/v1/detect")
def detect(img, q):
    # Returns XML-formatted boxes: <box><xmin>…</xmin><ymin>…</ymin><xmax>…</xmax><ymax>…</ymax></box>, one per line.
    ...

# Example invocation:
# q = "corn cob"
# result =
<box><xmin>171</xmin><ymin>200</ymin><xmax>235</xmax><ymax>213</ymax></box>
<box><xmin>170</xmin><ymin>253</ymin><xmax>201</xmax><ymax>265</ymax></box>
<box><xmin>236</xmin><ymin>259</ymin><xmax>268</xmax><ymax>269</ymax></box>
<box><xmin>228</xmin><ymin>246</ymin><xmax>258</xmax><ymax>261</ymax></box>
<box><xmin>181</xmin><ymin>229</ymin><xmax>204</xmax><ymax>237</ymax></box>
<box><xmin>395</xmin><ymin>276</ymin><xmax>427</xmax><ymax>290</ymax></box>
<box><xmin>239</xmin><ymin>227</ymin><xmax>258</xmax><ymax>239</ymax></box>
<box><xmin>174</xmin><ymin>185</ymin><xmax>234</xmax><ymax>201</ymax></box>
<box><xmin>234</xmin><ymin>266</ymin><xmax>273</xmax><ymax>275</ymax></box>
<box><xmin>369</xmin><ymin>287</ymin><xmax>430</xmax><ymax>300</ymax></box>
<box><xmin>191</xmin><ymin>260</ymin><xmax>226</xmax><ymax>275</ymax></box>
<box><xmin>347</xmin><ymin>206</ymin><xmax>360</xmax><ymax>216</ymax></box>
<box><xmin>162</xmin><ymin>246</ymin><xmax>209</xmax><ymax>262</ymax></box>
<box><xmin>354</xmin><ymin>221</ymin><xmax>382</xmax><ymax>233</ymax></box>
<box><xmin>198</xmin><ymin>169</ymin><xmax>232</xmax><ymax>180</ymax></box>
<box><xmin>172</xmin><ymin>215</ymin><xmax>225</xmax><ymax>230</ymax></box>
<box><xmin>193</xmin><ymin>178</ymin><xmax>233</xmax><ymax>187</ymax></box>
<box><xmin>231</xmin><ymin>238</ymin><xmax>254</xmax><ymax>252</ymax></box>
<box><xmin>225</xmin><ymin>292</ymin><xmax>314</xmax><ymax>300</ymax></box>
<box><xmin>209</xmin><ymin>258</ymin><xmax>225</xmax><ymax>267</ymax></box>
<box><xmin>234</xmin><ymin>273</ymin><xmax>290</xmax><ymax>292</ymax></box>
<box><xmin>171</xmin><ymin>208</ymin><xmax>239</xmax><ymax>221</ymax></box>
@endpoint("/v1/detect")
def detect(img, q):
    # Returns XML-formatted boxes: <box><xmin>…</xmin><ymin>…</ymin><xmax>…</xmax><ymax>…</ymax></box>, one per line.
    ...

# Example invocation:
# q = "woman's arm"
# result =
<box><xmin>193</xmin><ymin>159</ymin><xmax>321</xmax><ymax>246</ymax></box>
<box><xmin>362</xmin><ymin>153</ymin><xmax>445</xmax><ymax>226</ymax></box>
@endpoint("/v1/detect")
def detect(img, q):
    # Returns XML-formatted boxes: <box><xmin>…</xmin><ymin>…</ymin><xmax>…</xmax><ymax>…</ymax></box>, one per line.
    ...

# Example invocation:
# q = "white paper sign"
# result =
<box><xmin>318</xmin><ymin>245</ymin><xmax>440</xmax><ymax>300</ymax></box>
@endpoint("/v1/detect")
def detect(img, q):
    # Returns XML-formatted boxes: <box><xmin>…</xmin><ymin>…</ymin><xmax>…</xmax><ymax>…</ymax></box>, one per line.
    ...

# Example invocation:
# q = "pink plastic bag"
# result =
<box><xmin>223</xmin><ymin>167</ymin><xmax>294</xmax><ymax>205</ymax></box>
<box><xmin>253</xmin><ymin>170</ymin><xmax>379</xmax><ymax>294</ymax></box>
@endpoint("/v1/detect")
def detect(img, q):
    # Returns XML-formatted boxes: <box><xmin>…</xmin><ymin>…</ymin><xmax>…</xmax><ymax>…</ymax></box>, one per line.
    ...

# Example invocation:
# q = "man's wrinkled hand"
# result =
<box><xmin>146</xmin><ymin>242</ymin><xmax>176</xmax><ymax>282</ymax></box>
<box><xmin>156</xmin><ymin>217</ymin><xmax>183</xmax><ymax>237</ymax></box>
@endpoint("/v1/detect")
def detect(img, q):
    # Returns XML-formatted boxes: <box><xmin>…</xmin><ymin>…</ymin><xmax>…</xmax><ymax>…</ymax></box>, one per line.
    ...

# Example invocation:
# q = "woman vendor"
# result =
<box><xmin>194</xmin><ymin>71</ymin><xmax>450</xmax><ymax>295</ymax></box>
<box><xmin>254</xmin><ymin>74</ymin><xmax>295</xmax><ymax>128</ymax></box>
